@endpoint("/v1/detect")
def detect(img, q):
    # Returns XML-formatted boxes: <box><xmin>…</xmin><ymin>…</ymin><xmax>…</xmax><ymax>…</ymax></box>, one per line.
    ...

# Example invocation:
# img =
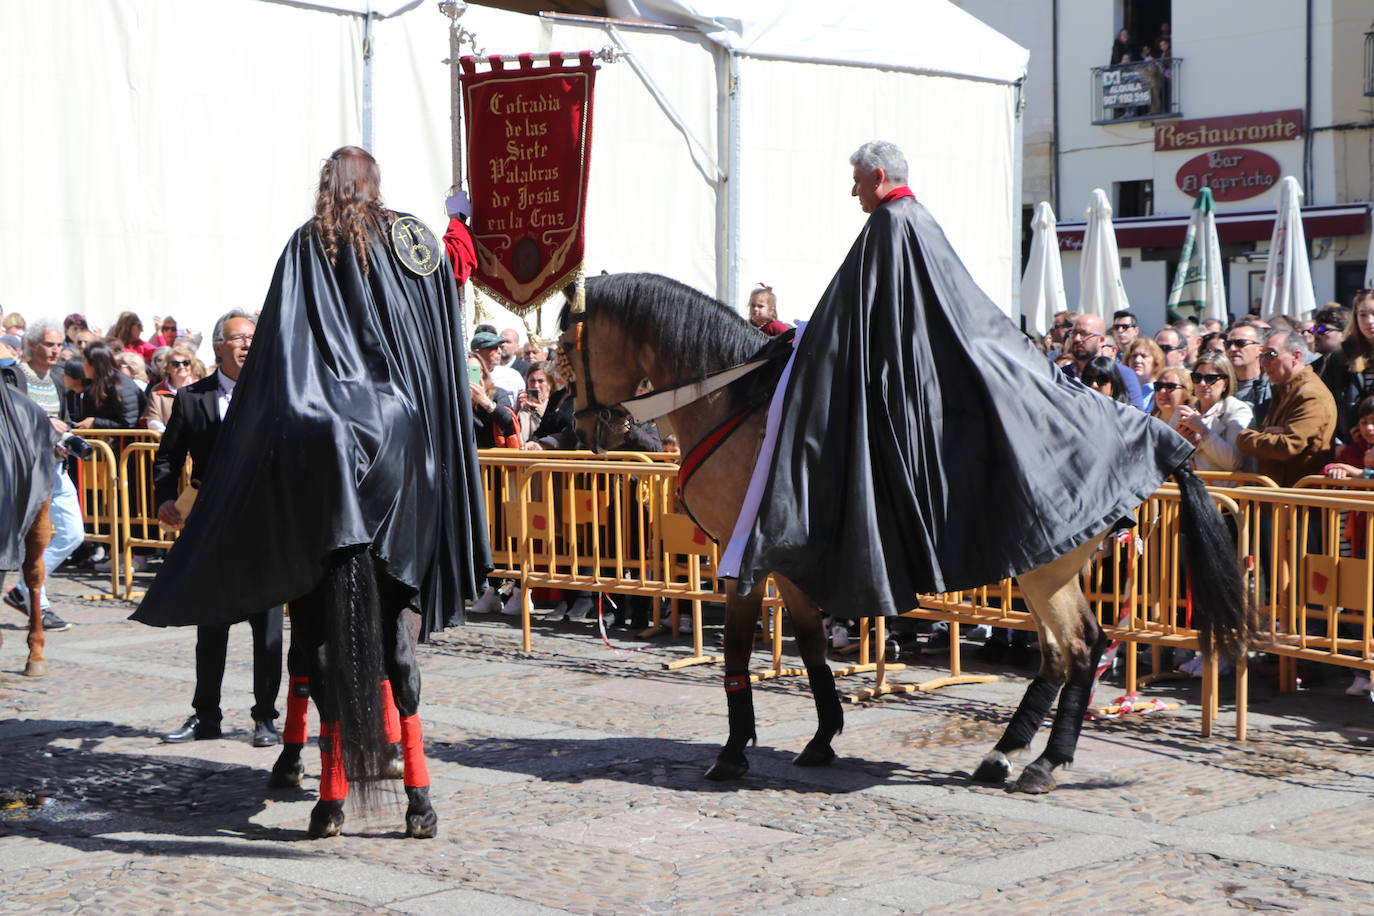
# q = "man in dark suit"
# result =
<box><xmin>499</xmin><ymin>327</ymin><xmax>531</xmax><ymax>378</ymax></box>
<box><xmin>156</xmin><ymin>309</ymin><xmax>283</xmax><ymax>747</ymax></box>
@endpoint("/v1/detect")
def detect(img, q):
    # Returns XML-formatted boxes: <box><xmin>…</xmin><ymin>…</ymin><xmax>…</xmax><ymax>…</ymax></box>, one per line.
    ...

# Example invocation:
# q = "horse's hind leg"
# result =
<box><xmin>22</xmin><ymin>502</ymin><xmax>53</xmax><ymax>678</ymax></box>
<box><xmin>703</xmin><ymin>582</ymin><xmax>764</xmax><ymax>781</ymax></box>
<box><xmin>379</xmin><ymin>584</ymin><xmax>435</xmax><ymax>839</ymax></box>
<box><xmin>973</xmin><ymin>537</ymin><xmax>1106</xmax><ymax>792</ymax></box>
<box><xmin>285</xmin><ymin>589</ymin><xmax>347</xmax><ymax>837</ymax></box>
<box><xmin>774</xmin><ymin>577</ymin><xmax>843</xmax><ymax>767</ymax></box>
<box><xmin>269</xmin><ymin>633</ymin><xmax>310</xmax><ymax>789</ymax></box>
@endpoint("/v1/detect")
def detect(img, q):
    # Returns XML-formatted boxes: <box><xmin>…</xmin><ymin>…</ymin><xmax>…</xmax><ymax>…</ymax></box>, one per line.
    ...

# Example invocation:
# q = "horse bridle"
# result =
<box><xmin>561</xmin><ymin>314</ymin><xmax>632</xmax><ymax>454</ymax></box>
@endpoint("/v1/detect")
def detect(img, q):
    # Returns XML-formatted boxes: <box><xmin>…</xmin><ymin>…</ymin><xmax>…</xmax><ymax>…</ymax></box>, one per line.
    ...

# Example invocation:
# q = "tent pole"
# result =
<box><xmin>724</xmin><ymin>49</ymin><xmax>741</xmax><ymax>309</ymax></box>
<box><xmin>362</xmin><ymin>9</ymin><xmax>375</xmax><ymax>151</ymax></box>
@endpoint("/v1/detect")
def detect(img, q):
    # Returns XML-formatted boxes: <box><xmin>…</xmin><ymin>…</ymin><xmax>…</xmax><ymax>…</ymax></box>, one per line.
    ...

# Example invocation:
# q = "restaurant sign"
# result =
<box><xmin>1175</xmin><ymin>148</ymin><xmax>1281</xmax><ymax>202</ymax></box>
<box><xmin>1155</xmin><ymin>109</ymin><xmax>1302</xmax><ymax>152</ymax></box>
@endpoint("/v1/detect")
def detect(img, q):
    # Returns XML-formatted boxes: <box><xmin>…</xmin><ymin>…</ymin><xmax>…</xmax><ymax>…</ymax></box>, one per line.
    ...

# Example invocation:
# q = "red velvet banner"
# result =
<box><xmin>460</xmin><ymin>52</ymin><xmax>596</xmax><ymax>313</ymax></box>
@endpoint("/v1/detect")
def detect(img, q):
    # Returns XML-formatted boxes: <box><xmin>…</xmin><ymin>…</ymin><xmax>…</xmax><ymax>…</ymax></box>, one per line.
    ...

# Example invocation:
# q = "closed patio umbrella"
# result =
<box><xmin>1020</xmin><ymin>201</ymin><xmax>1067</xmax><ymax>337</ymax></box>
<box><xmin>1078</xmin><ymin>188</ymin><xmax>1129</xmax><ymax>318</ymax></box>
<box><xmin>1167</xmin><ymin>187</ymin><xmax>1227</xmax><ymax>324</ymax></box>
<box><xmin>1260</xmin><ymin>176</ymin><xmax>1315</xmax><ymax>319</ymax></box>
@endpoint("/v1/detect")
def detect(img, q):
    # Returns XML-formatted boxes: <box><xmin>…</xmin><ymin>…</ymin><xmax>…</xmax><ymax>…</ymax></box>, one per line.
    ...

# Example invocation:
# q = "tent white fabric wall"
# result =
<box><xmin>0</xmin><ymin>0</ymin><xmax>1023</xmax><ymax>353</ymax></box>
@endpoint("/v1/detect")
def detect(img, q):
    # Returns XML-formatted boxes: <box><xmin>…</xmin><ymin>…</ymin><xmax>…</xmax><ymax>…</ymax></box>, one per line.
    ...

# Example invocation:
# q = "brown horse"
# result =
<box><xmin>10</xmin><ymin>502</ymin><xmax>53</xmax><ymax>677</ymax></box>
<box><xmin>558</xmin><ymin>273</ymin><xmax>1249</xmax><ymax>793</ymax></box>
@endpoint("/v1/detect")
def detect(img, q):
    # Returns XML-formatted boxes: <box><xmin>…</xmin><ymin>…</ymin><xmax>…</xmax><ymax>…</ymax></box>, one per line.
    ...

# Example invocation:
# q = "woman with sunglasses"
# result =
<box><xmin>1175</xmin><ymin>352</ymin><xmax>1252</xmax><ymax>472</ymax></box>
<box><xmin>1149</xmin><ymin>366</ymin><xmax>1193</xmax><ymax>430</ymax></box>
<box><xmin>140</xmin><ymin>345</ymin><xmax>199</xmax><ymax>433</ymax></box>
<box><xmin>1078</xmin><ymin>356</ymin><xmax>1133</xmax><ymax>405</ymax></box>
<box><xmin>151</xmin><ymin>317</ymin><xmax>180</xmax><ymax>349</ymax></box>
<box><xmin>1322</xmin><ymin>290</ymin><xmax>1374</xmax><ymax>446</ymax></box>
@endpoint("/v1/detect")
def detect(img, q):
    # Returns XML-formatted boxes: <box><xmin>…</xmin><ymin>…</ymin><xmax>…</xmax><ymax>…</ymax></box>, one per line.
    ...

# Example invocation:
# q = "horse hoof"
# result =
<box><xmin>1011</xmin><ymin>763</ymin><xmax>1057</xmax><ymax>795</ymax></box>
<box><xmin>793</xmin><ymin>741</ymin><xmax>836</xmax><ymax>768</ymax></box>
<box><xmin>405</xmin><ymin>786</ymin><xmax>437</xmax><ymax>838</ymax></box>
<box><xmin>307</xmin><ymin>800</ymin><xmax>345</xmax><ymax>838</ymax></box>
<box><xmin>703</xmin><ymin>753</ymin><xmax>749</xmax><ymax>782</ymax></box>
<box><xmin>268</xmin><ymin>758</ymin><xmax>305</xmax><ymax>789</ymax></box>
<box><xmin>22</xmin><ymin>661</ymin><xmax>48</xmax><ymax>678</ymax></box>
<box><xmin>971</xmin><ymin>751</ymin><xmax>1011</xmax><ymax>784</ymax></box>
<box><xmin>386</xmin><ymin>743</ymin><xmax>405</xmax><ymax>780</ymax></box>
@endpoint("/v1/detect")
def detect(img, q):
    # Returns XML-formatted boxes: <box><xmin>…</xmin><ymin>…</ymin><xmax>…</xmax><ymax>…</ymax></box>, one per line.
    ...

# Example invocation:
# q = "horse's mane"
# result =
<box><xmin>560</xmin><ymin>273</ymin><xmax>767</xmax><ymax>382</ymax></box>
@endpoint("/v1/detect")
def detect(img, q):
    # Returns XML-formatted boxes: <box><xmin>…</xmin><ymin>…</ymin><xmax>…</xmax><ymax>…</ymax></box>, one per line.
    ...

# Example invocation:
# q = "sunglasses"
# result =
<box><xmin>1259</xmin><ymin>349</ymin><xmax>1281</xmax><ymax>361</ymax></box>
<box><xmin>1154</xmin><ymin>381</ymin><xmax>1185</xmax><ymax>393</ymax></box>
<box><xmin>1191</xmin><ymin>372</ymin><xmax>1224</xmax><ymax>385</ymax></box>
<box><xmin>1112</xmin><ymin>323</ymin><xmax>1136</xmax><ymax>331</ymax></box>
<box><xmin>1070</xmin><ymin>329</ymin><xmax>1103</xmax><ymax>339</ymax></box>
<box><xmin>161</xmin><ymin>325</ymin><xmax>177</xmax><ymax>333</ymax></box>
<box><xmin>1225</xmin><ymin>338</ymin><xmax>1259</xmax><ymax>348</ymax></box>
<box><xmin>1053</xmin><ymin>323</ymin><xmax>1072</xmax><ymax>330</ymax></box>
<box><xmin>1080</xmin><ymin>374</ymin><xmax>1112</xmax><ymax>385</ymax></box>
<box><xmin>168</xmin><ymin>359</ymin><xmax>191</xmax><ymax>368</ymax></box>
<box><xmin>1158</xmin><ymin>343</ymin><xmax>1180</xmax><ymax>352</ymax></box>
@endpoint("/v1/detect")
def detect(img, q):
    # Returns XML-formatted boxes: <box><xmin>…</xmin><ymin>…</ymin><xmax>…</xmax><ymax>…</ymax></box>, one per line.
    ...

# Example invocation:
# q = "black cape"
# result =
<box><xmin>132</xmin><ymin>216</ymin><xmax>492</xmax><ymax>639</ymax></box>
<box><xmin>1</xmin><ymin>380</ymin><xmax>55</xmax><ymax>571</ymax></box>
<box><xmin>729</xmin><ymin>196</ymin><xmax>1192</xmax><ymax>615</ymax></box>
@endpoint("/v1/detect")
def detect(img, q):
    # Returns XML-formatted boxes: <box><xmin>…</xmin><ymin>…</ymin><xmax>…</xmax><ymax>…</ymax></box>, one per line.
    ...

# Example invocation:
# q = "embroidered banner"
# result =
<box><xmin>460</xmin><ymin>52</ymin><xmax>596</xmax><ymax>314</ymax></box>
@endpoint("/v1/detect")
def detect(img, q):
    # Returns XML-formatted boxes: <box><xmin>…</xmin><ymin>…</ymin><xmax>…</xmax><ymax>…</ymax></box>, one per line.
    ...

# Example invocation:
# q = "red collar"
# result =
<box><xmin>880</xmin><ymin>186</ymin><xmax>915</xmax><ymax>205</ymax></box>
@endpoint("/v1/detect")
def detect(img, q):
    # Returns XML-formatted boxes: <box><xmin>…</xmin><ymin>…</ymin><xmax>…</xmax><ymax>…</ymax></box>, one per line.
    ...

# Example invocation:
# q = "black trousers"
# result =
<box><xmin>192</xmin><ymin>606</ymin><xmax>284</xmax><ymax>725</ymax></box>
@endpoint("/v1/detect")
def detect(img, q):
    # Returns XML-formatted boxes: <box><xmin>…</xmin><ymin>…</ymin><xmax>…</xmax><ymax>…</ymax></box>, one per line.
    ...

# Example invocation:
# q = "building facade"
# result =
<box><xmin>957</xmin><ymin>0</ymin><xmax>1374</xmax><ymax>333</ymax></box>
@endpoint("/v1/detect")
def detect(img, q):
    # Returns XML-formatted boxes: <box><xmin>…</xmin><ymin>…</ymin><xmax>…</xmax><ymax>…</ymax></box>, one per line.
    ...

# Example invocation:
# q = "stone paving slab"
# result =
<box><xmin>1</xmin><ymin>569</ymin><xmax>1373</xmax><ymax>913</ymax></box>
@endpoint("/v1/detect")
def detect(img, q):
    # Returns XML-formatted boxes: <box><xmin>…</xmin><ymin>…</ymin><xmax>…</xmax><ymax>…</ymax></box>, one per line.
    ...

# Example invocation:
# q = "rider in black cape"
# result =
<box><xmin>133</xmin><ymin>153</ymin><xmax>491</xmax><ymax>639</ymax></box>
<box><xmin>723</xmin><ymin>140</ymin><xmax>1193</xmax><ymax>615</ymax></box>
<box><xmin>1</xmin><ymin>380</ymin><xmax>56</xmax><ymax>572</ymax></box>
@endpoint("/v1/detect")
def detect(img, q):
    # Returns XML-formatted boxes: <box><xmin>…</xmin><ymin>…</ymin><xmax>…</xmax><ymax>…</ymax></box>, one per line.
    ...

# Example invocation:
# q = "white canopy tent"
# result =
<box><xmin>0</xmin><ymin>0</ymin><xmax>1026</xmax><ymax>351</ymax></box>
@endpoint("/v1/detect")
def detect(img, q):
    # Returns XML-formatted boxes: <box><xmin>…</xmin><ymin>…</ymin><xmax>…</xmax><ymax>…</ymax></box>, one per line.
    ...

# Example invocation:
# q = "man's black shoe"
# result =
<box><xmin>161</xmin><ymin>715</ymin><xmax>221</xmax><ymax>743</ymax></box>
<box><xmin>252</xmin><ymin>719</ymin><xmax>280</xmax><ymax>748</ymax></box>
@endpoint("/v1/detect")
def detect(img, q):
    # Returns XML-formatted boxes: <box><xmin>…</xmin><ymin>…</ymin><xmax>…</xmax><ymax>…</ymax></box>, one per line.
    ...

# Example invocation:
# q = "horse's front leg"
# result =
<box><xmin>22</xmin><ymin>502</ymin><xmax>53</xmax><ymax>678</ymax></box>
<box><xmin>269</xmin><ymin>635</ymin><xmax>310</xmax><ymax>789</ymax></box>
<box><xmin>774</xmin><ymin>577</ymin><xmax>842</xmax><ymax>767</ymax></box>
<box><xmin>703</xmin><ymin>582</ymin><xmax>763</xmax><ymax>781</ymax></box>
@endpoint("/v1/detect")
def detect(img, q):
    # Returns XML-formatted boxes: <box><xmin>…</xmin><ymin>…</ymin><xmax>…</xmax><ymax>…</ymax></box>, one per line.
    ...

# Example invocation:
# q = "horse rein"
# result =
<box><xmin>561</xmin><ymin>315</ymin><xmax>632</xmax><ymax>454</ymax></box>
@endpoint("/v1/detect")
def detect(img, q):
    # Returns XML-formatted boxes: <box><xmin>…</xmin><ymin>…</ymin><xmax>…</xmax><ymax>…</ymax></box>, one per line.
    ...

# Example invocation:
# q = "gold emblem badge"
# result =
<box><xmin>391</xmin><ymin>216</ymin><xmax>440</xmax><ymax>277</ymax></box>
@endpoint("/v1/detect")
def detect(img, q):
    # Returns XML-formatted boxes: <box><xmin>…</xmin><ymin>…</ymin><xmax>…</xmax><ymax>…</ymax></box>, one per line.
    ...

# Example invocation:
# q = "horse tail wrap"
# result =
<box><xmin>1170</xmin><ymin>464</ymin><xmax>1252</xmax><ymax>657</ymax></box>
<box><xmin>324</xmin><ymin>548</ymin><xmax>391</xmax><ymax>806</ymax></box>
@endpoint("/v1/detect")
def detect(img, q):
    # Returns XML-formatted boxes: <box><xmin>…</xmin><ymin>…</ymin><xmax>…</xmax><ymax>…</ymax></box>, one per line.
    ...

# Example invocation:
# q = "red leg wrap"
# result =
<box><xmin>283</xmin><ymin>677</ymin><xmax>310</xmax><ymax>745</ymax></box>
<box><xmin>399</xmin><ymin>714</ymin><xmax>430</xmax><ymax>788</ymax></box>
<box><xmin>318</xmin><ymin>721</ymin><xmax>349</xmax><ymax>801</ymax></box>
<box><xmin>380</xmin><ymin>680</ymin><xmax>402</xmax><ymax>743</ymax></box>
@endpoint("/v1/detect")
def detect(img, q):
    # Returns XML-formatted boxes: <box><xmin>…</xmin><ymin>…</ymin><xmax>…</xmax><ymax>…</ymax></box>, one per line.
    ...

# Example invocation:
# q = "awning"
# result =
<box><xmin>1057</xmin><ymin>202</ymin><xmax>1369</xmax><ymax>251</ymax></box>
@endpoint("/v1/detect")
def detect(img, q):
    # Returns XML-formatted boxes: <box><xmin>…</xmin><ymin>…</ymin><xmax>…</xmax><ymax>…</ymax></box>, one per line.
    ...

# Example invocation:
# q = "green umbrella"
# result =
<box><xmin>1167</xmin><ymin>187</ymin><xmax>1227</xmax><ymax>323</ymax></box>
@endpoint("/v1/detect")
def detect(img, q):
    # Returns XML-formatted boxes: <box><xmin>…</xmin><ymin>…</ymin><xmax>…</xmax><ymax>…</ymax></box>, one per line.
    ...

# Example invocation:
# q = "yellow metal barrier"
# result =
<box><xmin>73</xmin><ymin>438</ymin><xmax>121</xmax><ymax>600</ymax></box>
<box><xmin>118</xmin><ymin>441</ymin><xmax>188</xmax><ymax>599</ymax></box>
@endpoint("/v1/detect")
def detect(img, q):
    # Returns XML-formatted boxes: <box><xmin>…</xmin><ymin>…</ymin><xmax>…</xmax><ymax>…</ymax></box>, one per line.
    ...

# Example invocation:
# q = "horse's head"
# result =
<box><xmin>557</xmin><ymin>289</ymin><xmax>642</xmax><ymax>454</ymax></box>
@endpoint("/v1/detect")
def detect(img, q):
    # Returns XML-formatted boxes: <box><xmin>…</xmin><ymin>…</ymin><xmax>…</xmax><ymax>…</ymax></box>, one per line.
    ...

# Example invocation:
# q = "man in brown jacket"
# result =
<box><xmin>1236</xmin><ymin>329</ymin><xmax>1336</xmax><ymax>486</ymax></box>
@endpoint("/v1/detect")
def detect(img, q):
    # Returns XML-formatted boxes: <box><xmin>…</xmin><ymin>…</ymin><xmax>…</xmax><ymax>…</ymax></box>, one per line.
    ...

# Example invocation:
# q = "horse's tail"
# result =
<box><xmin>324</xmin><ymin>548</ymin><xmax>391</xmax><ymax>807</ymax></box>
<box><xmin>1171</xmin><ymin>463</ymin><xmax>1253</xmax><ymax>657</ymax></box>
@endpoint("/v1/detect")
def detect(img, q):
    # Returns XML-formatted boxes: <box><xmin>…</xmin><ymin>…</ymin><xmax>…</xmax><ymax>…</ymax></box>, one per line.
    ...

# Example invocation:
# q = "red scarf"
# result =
<box><xmin>880</xmin><ymin>186</ymin><xmax>915</xmax><ymax>205</ymax></box>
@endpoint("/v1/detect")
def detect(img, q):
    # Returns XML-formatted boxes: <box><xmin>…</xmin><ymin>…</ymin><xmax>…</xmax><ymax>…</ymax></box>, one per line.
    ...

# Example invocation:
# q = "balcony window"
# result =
<box><xmin>1091</xmin><ymin>58</ymin><xmax>1183</xmax><ymax>125</ymax></box>
<box><xmin>1365</xmin><ymin>28</ymin><xmax>1374</xmax><ymax>96</ymax></box>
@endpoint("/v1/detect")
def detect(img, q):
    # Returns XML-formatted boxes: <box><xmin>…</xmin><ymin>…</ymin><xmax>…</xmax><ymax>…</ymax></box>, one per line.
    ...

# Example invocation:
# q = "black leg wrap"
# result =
<box><xmin>794</xmin><ymin>666</ymin><xmax>842</xmax><ymax>768</ymax></box>
<box><xmin>995</xmin><ymin>677</ymin><xmax>1060</xmax><ymax>754</ymax></box>
<box><xmin>704</xmin><ymin>672</ymin><xmax>755</xmax><ymax>781</ymax></box>
<box><xmin>268</xmin><ymin>743</ymin><xmax>306</xmax><ymax>789</ymax></box>
<box><xmin>1043</xmin><ymin>679</ymin><xmax>1094</xmax><ymax>768</ymax></box>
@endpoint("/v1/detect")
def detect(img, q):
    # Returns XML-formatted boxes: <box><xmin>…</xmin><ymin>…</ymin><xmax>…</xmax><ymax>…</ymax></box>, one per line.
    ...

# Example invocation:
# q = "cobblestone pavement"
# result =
<box><xmin>2</xmin><ymin>569</ymin><xmax>1373</xmax><ymax>914</ymax></box>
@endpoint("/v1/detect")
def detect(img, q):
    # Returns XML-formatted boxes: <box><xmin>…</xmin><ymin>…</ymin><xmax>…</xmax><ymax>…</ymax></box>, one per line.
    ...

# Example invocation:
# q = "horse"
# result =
<box><xmin>9</xmin><ymin>502</ymin><xmax>53</xmax><ymax>678</ymax></box>
<box><xmin>261</xmin><ymin>551</ymin><xmax>437</xmax><ymax>839</ymax></box>
<box><xmin>558</xmin><ymin>272</ymin><xmax>1250</xmax><ymax>794</ymax></box>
